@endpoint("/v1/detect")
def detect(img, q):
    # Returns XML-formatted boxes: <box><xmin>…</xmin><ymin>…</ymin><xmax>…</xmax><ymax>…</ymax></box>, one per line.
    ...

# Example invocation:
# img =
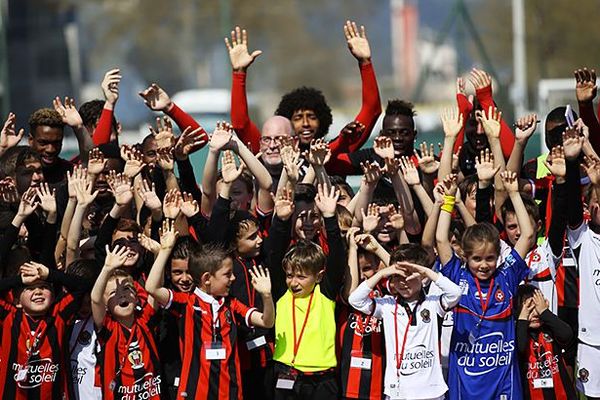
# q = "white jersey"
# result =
<box><xmin>349</xmin><ymin>276</ymin><xmax>461</xmax><ymax>400</ymax></box>
<box><xmin>567</xmin><ymin>223</ymin><xmax>600</xmax><ymax>345</ymax></box>
<box><xmin>69</xmin><ymin>317</ymin><xmax>102</xmax><ymax>400</ymax></box>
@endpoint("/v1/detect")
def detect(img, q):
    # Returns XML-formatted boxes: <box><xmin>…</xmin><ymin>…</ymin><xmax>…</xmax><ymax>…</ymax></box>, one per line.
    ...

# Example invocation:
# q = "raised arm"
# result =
<box><xmin>231</xmin><ymin>135</ymin><xmax>274</xmax><ymax>212</ymax></box>
<box><xmin>67</xmin><ymin>172</ymin><xmax>99</xmax><ymax>267</ymax></box>
<box><xmin>435</xmin><ymin>175</ymin><xmax>458</xmax><ymax>265</ymax></box>
<box><xmin>93</xmin><ymin>68</ymin><xmax>121</xmax><ymax>145</ymax></box>
<box><xmin>475</xmin><ymin>148</ymin><xmax>500</xmax><ymax>223</ymax></box>
<box><xmin>438</xmin><ymin>107</ymin><xmax>463</xmax><ymax>181</ymax></box>
<box><xmin>342</xmin><ymin>228</ymin><xmax>360</xmax><ymax>301</ymax></box>
<box><xmin>201</xmin><ymin>122</ymin><xmax>234</xmax><ymax>216</ymax></box>
<box><xmin>507</xmin><ymin>114</ymin><xmax>538</xmax><ymax>176</ymax></box>
<box><xmin>145</xmin><ymin>220</ymin><xmax>177</xmax><ymax>306</ymax></box>
<box><xmin>350</xmin><ymin>161</ymin><xmax>382</xmax><ymax>220</ymax></box>
<box><xmin>563</xmin><ymin>129</ymin><xmax>585</xmax><ymax>228</ymax></box>
<box><xmin>422</xmin><ymin>183</ymin><xmax>444</xmax><ymax>251</ymax></box>
<box><xmin>247</xmin><ymin>265</ymin><xmax>275</xmax><ymax>328</ymax></box>
<box><xmin>225</xmin><ymin>26</ymin><xmax>263</xmax><ymax>153</ymax></box>
<box><xmin>542</xmin><ymin>146</ymin><xmax>568</xmax><ymax>256</ymax></box>
<box><xmin>574</xmin><ymin>68</ymin><xmax>600</xmax><ymax>152</ymax></box>
<box><xmin>54</xmin><ymin>96</ymin><xmax>93</xmax><ymax>163</ymax></box>
<box><xmin>0</xmin><ymin>112</ymin><xmax>25</xmax><ymax>158</ymax></box>
<box><xmin>400</xmin><ymin>155</ymin><xmax>433</xmax><ymax>217</ymax></box>
<box><xmin>91</xmin><ymin>245</ymin><xmax>128</xmax><ymax>328</ymax></box>
<box><xmin>307</xmin><ymin>138</ymin><xmax>332</xmax><ymax>191</ymax></box>
<box><xmin>501</xmin><ymin>170</ymin><xmax>534</xmax><ymax>258</ymax></box>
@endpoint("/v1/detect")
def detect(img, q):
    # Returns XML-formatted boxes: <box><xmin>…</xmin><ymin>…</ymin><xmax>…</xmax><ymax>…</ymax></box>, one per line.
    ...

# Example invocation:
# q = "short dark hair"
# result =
<box><xmin>79</xmin><ymin>100</ymin><xmax>104</xmax><ymax>130</ymax></box>
<box><xmin>385</xmin><ymin>99</ymin><xmax>416</xmax><ymax>119</ymax></box>
<box><xmin>0</xmin><ymin>145</ymin><xmax>29</xmax><ymax>178</ymax></box>
<box><xmin>16</xmin><ymin>147</ymin><xmax>43</xmax><ymax>171</ymax></box>
<box><xmin>116</xmin><ymin>219</ymin><xmax>142</xmax><ymax>235</ymax></box>
<box><xmin>66</xmin><ymin>259</ymin><xmax>99</xmax><ymax>282</ymax></box>
<box><xmin>458</xmin><ymin>174</ymin><xmax>478</xmax><ymax>201</ymax></box>
<box><xmin>282</xmin><ymin>239</ymin><xmax>327</xmax><ymax>276</ymax></box>
<box><xmin>188</xmin><ymin>242</ymin><xmax>232</xmax><ymax>282</ymax></box>
<box><xmin>171</xmin><ymin>237</ymin><xmax>190</xmax><ymax>261</ymax></box>
<box><xmin>516</xmin><ymin>283</ymin><xmax>538</xmax><ymax>315</ymax></box>
<box><xmin>28</xmin><ymin>108</ymin><xmax>64</xmax><ymax>135</ymax></box>
<box><xmin>544</xmin><ymin>106</ymin><xmax>577</xmax><ymax>149</ymax></box>
<box><xmin>390</xmin><ymin>243</ymin><xmax>431</xmax><ymax>267</ymax></box>
<box><xmin>501</xmin><ymin>195</ymin><xmax>540</xmax><ymax>224</ymax></box>
<box><xmin>461</xmin><ymin>222</ymin><xmax>500</xmax><ymax>257</ymax></box>
<box><xmin>294</xmin><ymin>183</ymin><xmax>317</xmax><ymax>204</ymax></box>
<box><xmin>275</xmin><ymin>87</ymin><xmax>332</xmax><ymax>138</ymax></box>
<box><xmin>330</xmin><ymin>175</ymin><xmax>355</xmax><ymax>198</ymax></box>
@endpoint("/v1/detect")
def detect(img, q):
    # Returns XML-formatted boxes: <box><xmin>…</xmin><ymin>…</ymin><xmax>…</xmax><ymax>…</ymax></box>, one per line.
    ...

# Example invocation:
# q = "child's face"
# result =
<box><xmin>388</xmin><ymin>265</ymin><xmax>422</xmax><ymax>300</ymax></box>
<box><xmin>284</xmin><ymin>265</ymin><xmax>323</xmax><ymax>298</ymax></box>
<box><xmin>358</xmin><ymin>253</ymin><xmax>380</xmax><ymax>280</ymax></box>
<box><xmin>522</xmin><ymin>297</ymin><xmax>543</xmax><ymax>329</ymax></box>
<box><xmin>466</xmin><ymin>242</ymin><xmax>498</xmax><ymax>281</ymax></box>
<box><xmin>217</xmin><ymin>179</ymin><xmax>252</xmax><ymax>211</ymax></box>
<box><xmin>104</xmin><ymin>277</ymin><xmax>137</xmax><ymax>319</ymax></box>
<box><xmin>123</xmin><ymin>247</ymin><xmax>140</xmax><ymax>267</ymax></box>
<box><xmin>450</xmin><ymin>234</ymin><xmax>465</xmax><ymax>259</ymax></box>
<box><xmin>374</xmin><ymin>206</ymin><xmax>397</xmax><ymax>244</ymax></box>
<box><xmin>19</xmin><ymin>282</ymin><xmax>54</xmax><ymax>316</ymax></box>
<box><xmin>207</xmin><ymin>258</ymin><xmax>235</xmax><ymax>297</ymax></box>
<box><xmin>170</xmin><ymin>258</ymin><xmax>193</xmax><ymax>293</ymax></box>
<box><xmin>504</xmin><ymin>212</ymin><xmax>538</xmax><ymax>247</ymax></box>
<box><xmin>337</xmin><ymin>187</ymin><xmax>352</xmax><ymax>207</ymax></box>
<box><xmin>293</xmin><ymin>202</ymin><xmax>322</xmax><ymax>240</ymax></box>
<box><xmin>464</xmin><ymin>185</ymin><xmax>477</xmax><ymax>217</ymax></box>
<box><xmin>237</xmin><ymin>222</ymin><xmax>263</xmax><ymax>258</ymax></box>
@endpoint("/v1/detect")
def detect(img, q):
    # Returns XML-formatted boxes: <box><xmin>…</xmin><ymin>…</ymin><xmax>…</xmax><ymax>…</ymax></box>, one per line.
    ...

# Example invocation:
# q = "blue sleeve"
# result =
<box><xmin>502</xmin><ymin>248</ymin><xmax>529</xmax><ymax>288</ymax></box>
<box><xmin>440</xmin><ymin>253</ymin><xmax>463</xmax><ymax>284</ymax></box>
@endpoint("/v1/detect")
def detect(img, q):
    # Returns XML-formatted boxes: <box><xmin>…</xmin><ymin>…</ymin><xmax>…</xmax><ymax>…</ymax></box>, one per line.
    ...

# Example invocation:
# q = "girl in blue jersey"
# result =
<box><xmin>436</xmin><ymin>171</ymin><xmax>535</xmax><ymax>400</ymax></box>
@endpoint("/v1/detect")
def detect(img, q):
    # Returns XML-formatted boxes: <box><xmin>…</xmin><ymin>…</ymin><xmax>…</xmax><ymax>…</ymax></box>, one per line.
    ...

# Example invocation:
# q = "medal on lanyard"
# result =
<box><xmin>204</xmin><ymin>305</ymin><xmax>226</xmax><ymax>360</ymax></box>
<box><xmin>17</xmin><ymin>318</ymin><xmax>46</xmax><ymax>382</ymax></box>
<box><xmin>469</xmin><ymin>278</ymin><xmax>495</xmax><ymax>344</ymax></box>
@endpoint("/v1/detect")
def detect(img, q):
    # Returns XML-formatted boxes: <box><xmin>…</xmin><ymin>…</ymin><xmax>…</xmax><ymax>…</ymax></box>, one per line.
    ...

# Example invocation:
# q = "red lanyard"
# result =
<box><xmin>474</xmin><ymin>277</ymin><xmax>495</xmax><ymax>319</ymax></box>
<box><xmin>291</xmin><ymin>291</ymin><xmax>315</xmax><ymax>366</ymax></box>
<box><xmin>238</xmin><ymin>257</ymin><xmax>257</xmax><ymax>308</ymax></box>
<box><xmin>394</xmin><ymin>302</ymin><xmax>413</xmax><ymax>377</ymax></box>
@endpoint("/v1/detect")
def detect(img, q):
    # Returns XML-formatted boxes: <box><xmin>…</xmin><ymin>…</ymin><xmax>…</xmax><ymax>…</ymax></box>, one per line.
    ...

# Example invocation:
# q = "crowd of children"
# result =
<box><xmin>0</xmin><ymin>19</ymin><xmax>598</xmax><ymax>400</ymax></box>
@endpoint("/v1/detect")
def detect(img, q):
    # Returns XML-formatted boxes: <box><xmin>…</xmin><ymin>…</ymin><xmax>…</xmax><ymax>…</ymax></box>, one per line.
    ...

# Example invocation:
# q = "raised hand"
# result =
<box><xmin>441</xmin><ymin>174</ymin><xmax>458</xmax><ymax>197</ymax></box>
<box><xmin>107</xmin><ymin>171</ymin><xmax>133</xmax><ymax>206</ymax></box>
<box><xmin>0</xmin><ymin>113</ymin><xmax>25</xmax><ymax>153</ymax></box>
<box><xmin>138</xmin><ymin>83</ymin><xmax>173</xmax><ymax>112</ymax></box>
<box><xmin>0</xmin><ymin>179</ymin><xmax>19</xmax><ymax>204</ymax></box>
<box><xmin>53</xmin><ymin>96</ymin><xmax>83</xmax><ymax>128</ymax></box>
<box><xmin>74</xmin><ymin>174</ymin><xmax>98</xmax><ymax>207</ymax></box>
<box><xmin>315</xmin><ymin>184</ymin><xmax>339</xmax><ymax>218</ymax></box>
<box><xmin>456</xmin><ymin>77</ymin><xmax>467</xmax><ymax>96</ymax></box>
<box><xmin>36</xmin><ymin>182</ymin><xmax>56</xmax><ymax>215</ymax></box>
<box><xmin>225</xmin><ymin>26</ymin><xmax>263</xmax><ymax>72</ymax></box>
<box><xmin>20</xmin><ymin>262</ymin><xmax>42</xmax><ymax>284</ymax></box>
<box><xmin>400</xmin><ymin>156</ymin><xmax>420</xmax><ymax>186</ymax></box>
<box><xmin>150</xmin><ymin>117</ymin><xmax>175</xmax><ymax>149</ymax></box>
<box><xmin>361</xmin><ymin>160</ymin><xmax>383</xmax><ymax>185</ymax></box>
<box><xmin>138</xmin><ymin>179</ymin><xmax>162</xmax><ymax>211</ymax></box>
<box><xmin>174</xmin><ymin>126</ymin><xmax>206</xmax><ymax>160</ymax></box>
<box><xmin>209</xmin><ymin>121</ymin><xmax>234</xmax><ymax>152</ymax></box>
<box><xmin>281</xmin><ymin>143</ymin><xmax>302</xmax><ymax>183</ymax></box>
<box><xmin>157</xmin><ymin>147</ymin><xmax>175</xmax><ymax>171</ymax></box>
<box><xmin>121</xmin><ymin>145</ymin><xmax>145</xmax><ymax>178</ymax></box>
<box><xmin>361</xmin><ymin>203</ymin><xmax>380</xmax><ymax>233</ymax></box>
<box><xmin>87</xmin><ymin>148</ymin><xmax>106</xmax><ymax>176</ymax></box>
<box><xmin>415</xmin><ymin>142</ymin><xmax>440</xmax><ymax>175</ymax></box>
<box><xmin>388</xmin><ymin>205</ymin><xmax>405</xmax><ymax>230</ymax></box>
<box><xmin>500</xmin><ymin>170</ymin><xmax>519</xmax><ymax>193</ymax></box>
<box><xmin>518</xmin><ymin>297</ymin><xmax>535</xmax><ymax>321</ymax></box>
<box><xmin>373</xmin><ymin>136</ymin><xmax>395</xmax><ymax>160</ymax></box>
<box><xmin>433</xmin><ymin>182</ymin><xmax>445</xmax><ymax>205</ymax></box>
<box><xmin>274</xmin><ymin>188</ymin><xmax>295</xmax><ymax>221</ymax></box>
<box><xmin>138</xmin><ymin>233</ymin><xmax>160</xmax><ymax>256</ymax></box>
<box><xmin>249</xmin><ymin>265</ymin><xmax>271</xmax><ymax>295</ymax></box>
<box><xmin>180</xmin><ymin>192</ymin><xmax>199</xmax><ymax>217</ymax></box>
<box><xmin>574</xmin><ymin>68</ymin><xmax>597</xmax><ymax>102</ymax></box>
<box><xmin>583</xmin><ymin>156</ymin><xmax>600</xmax><ymax>186</ymax></box>
<box><xmin>221</xmin><ymin>150</ymin><xmax>243</xmax><ymax>184</ymax></box>
<box><xmin>346</xmin><ymin>226</ymin><xmax>360</xmax><ymax>249</ymax></box>
<box><xmin>574</xmin><ymin>118</ymin><xmax>590</xmax><ymax>141</ymax></box>
<box><xmin>562</xmin><ymin>128</ymin><xmax>584</xmax><ymax>160</ymax></box>
<box><xmin>159</xmin><ymin>219</ymin><xmax>178</xmax><ymax>250</ymax></box>
<box><xmin>440</xmin><ymin>107</ymin><xmax>463</xmax><ymax>138</ymax></box>
<box><xmin>476</xmin><ymin>106</ymin><xmax>502</xmax><ymax>139</ymax></box>
<box><xmin>355</xmin><ymin>233</ymin><xmax>380</xmax><ymax>253</ymax></box>
<box><xmin>543</xmin><ymin>146</ymin><xmax>566</xmax><ymax>180</ymax></box>
<box><xmin>532</xmin><ymin>290</ymin><xmax>549</xmax><ymax>315</ymax></box>
<box><xmin>101</xmin><ymin>68</ymin><xmax>121</xmax><ymax>105</ymax></box>
<box><xmin>17</xmin><ymin>187</ymin><xmax>39</xmax><ymax>217</ymax></box>
<box><xmin>340</xmin><ymin>121</ymin><xmax>365</xmax><ymax>141</ymax></box>
<box><xmin>468</xmin><ymin>67</ymin><xmax>492</xmax><ymax>90</ymax></box>
<box><xmin>103</xmin><ymin>244</ymin><xmax>128</xmax><ymax>270</ymax></box>
<box><xmin>344</xmin><ymin>20</ymin><xmax>371</xmax><ymax>63</ymax></box>
<box><xmin>475</xmin><ymin>148</ymin><xmax>500</xmax><ymax>183</ymax></box>
<box><xmin>307</xmin><ymin>138</ymin><xmax>331</xmax><ymax>166</ymax></box>
<box><xmin>163</xmin><ymin>189</ymin><xmax>182</xmax><ymax>219</ymax></box>
<box><xmin>514</xmin><ymin>113</ymin><xmax>538</xmax><ymax>143</ymax></box>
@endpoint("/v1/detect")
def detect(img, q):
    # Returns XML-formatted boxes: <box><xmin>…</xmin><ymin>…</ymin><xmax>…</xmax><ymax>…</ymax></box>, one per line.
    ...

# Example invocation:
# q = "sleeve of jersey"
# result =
<box><xmin>164</xmin><ymin>289</ymin><xmax>187</xmax><ymax>317</ymax></box>
<box><xmin>347</xmin><ymin>280</ymin><xmax>377</xmax><ymax>317</ymax></box>
<box><xmin>476</xmin><ymin>85</ymin><xmax>515</xmax><ymax>159</ymax></box>
<box><xmin>176</xmin><ymin>157</ymin><xmax>202</xmax><ymax>202</ymax></box>
<box><xmin>439</xmin><ymin>253</ymin><xmax>463</xmax><ymax>284</ymax></box>
<box><xmin>578</xmin><ymin>99</ymin><xmax>600</xmax><ymax>152</ymax></box>
<box><xmin>165</xmin><ymin>103</ymin><xmax>209</xmax><ymax>145</ymax></box>
<box><xmin>232</xmin><ymin>298</ymin><xmax>257</xmax><ymax>328</ymax></box>
<box><xmin>328</xmin><ymin>63</ymin><xmax>381</xmax><ymax>157</ymax></box>
<box><xmin>231</xmin><ymin>71</ymin><xmax>261</xmax><ymax>154</ymax></box>
<box><xmin>92</xmin><ymin>107</ymin><xmax>113</xmax><ymax>146</ymax></box>
<box><xmin>139</xmin><ymin>301</ymin><xmax>158</xmax><ymax>327</ymax></box>
<box><xmin>567</xmin><ymin>221</ymin><xmax>588</xmax><ymax>250</ymax></box>
<box><xmin>321</xmin><ymin>216</ymin><xmax>347</xmax><ymax>300</ymax></box>
<box><xmin>325</xmin><ymin>152</ymin><xmax>359</xmax><ymax>176</ymax></box>
<box><xmin>53</xmin><ymin>293</ymin><xmax>79</xmax><ymax>325</ymax></box>
<box><xmin>432</xmin><ymin>275</ymin><xmax>462</xmax><ymax>315</ymax></box>
<box><xmin>453</xmin><ymin>93</ymin><xmax>472</xmax><ymax>153</ymax></box>
<box><xmin>503</xmin><ymin>248</ymin><xmax>530</xmax><ymax>287</ymax></box>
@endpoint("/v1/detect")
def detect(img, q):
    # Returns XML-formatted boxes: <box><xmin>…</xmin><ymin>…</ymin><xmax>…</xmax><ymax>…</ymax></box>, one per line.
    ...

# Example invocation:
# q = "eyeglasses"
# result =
<box><xmin>260</xmin><ymin>136</ymin><xmax>288</xmax><ymax>145</ymax></box>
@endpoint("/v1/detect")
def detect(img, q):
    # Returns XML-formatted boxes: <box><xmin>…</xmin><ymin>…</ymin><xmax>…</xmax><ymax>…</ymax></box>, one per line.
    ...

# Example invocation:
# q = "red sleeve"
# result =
<box><xmin>165</xmin><ymin>289</ymin><xmax>190</xmax><ymax>318</ymax></box>
<box><xmin>165</xmin><ymin>103</ymin><xmax>209</xmax><ymax>145</ymax></box>
<box><xmin>324</xmin><ymin>153</ymin><xmax>359</xmax><ymax>176</ymax></box>
<box><xmin>230</xmin><ymin>298</ymin><xmax>255</xmax><ymax>328</ymax></box>
<box><xmin>329</xmin><ymin>62</ymin><xmax>382</xmax><ymax>157</ymax></box>
<box><xmin>476</xmin><ymin>85</ymin><xmax>515</xmax><ymax>159</ymax></box>
<box><xmin>92</xmin><ymin>107</ymin><xmax>113</xmax><ymax>146</ymax></box>
<box><xmin>453</xmin><ymin>93</ymin><xmax>472</xmax><ymax>153</ymax></box>
<box><xmin>231</xmin><ymin>71</ymin><xmax>261</xmax><ymax>154</ymax></box>
<box><xmin>578</xmin><ymin>100</ymin><xmax>600</xmax><ymax>153</ymax></box>
<box><xmin>138</xmin><ymin>301</ymin><xmax>156</xmax><ymax>325</ymax></box>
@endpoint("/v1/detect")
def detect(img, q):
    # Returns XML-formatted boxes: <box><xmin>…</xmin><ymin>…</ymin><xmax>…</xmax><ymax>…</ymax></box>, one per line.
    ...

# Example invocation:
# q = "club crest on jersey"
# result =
<box><xmin>531</xmin><ymin>252</ymin><xmax>541</xmax><ymax>263</ymax></box>
<box><xmin>26</xmin><ymin>337</ymin><xmax>41</xmax><ymax>356</ymax></box>
<box><xmin>420</xmin><ymin>309</ymin><xmax>431</xmax><ymax>323</ymax></box>
<box><xmin>579</xmin><ymin>368</ymin><xmax>589</xmax><ymax>383</ymax></box>
<box><xmin>128</xmin><ymin>341</ymin><xmax>144</xmax><ymax>369</ymax></box>
<box><xmin>225</xmin><ymin>309</ymin><xmax>232</xmax><ymax>325</ymax></box>
<box><xmin>495</xmin><ymin>288</ymin><xmax>505</xmax><ymax>302</ymax></box>
<box><xmin>78</xmin><ymin>330</ymin><xmax>92</xmax><ymax>346</ymax></box>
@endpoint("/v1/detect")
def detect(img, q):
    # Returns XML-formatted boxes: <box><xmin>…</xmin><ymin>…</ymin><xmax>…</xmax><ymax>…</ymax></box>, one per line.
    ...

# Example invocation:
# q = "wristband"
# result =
<box><xmin>441</xmin><ymin>195</ymin><xmax>456</xmax><ymax>214</ymax></box>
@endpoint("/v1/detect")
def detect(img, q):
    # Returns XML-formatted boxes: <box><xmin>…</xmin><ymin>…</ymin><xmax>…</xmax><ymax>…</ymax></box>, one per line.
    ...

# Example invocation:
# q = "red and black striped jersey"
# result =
<box><xmin>165</xmin><ymin>287</ymin><xmax>256</xmax><ymax>400</ymax></box>
<box><xmin>337</xmin><ymin>294</ymin><xmax>385</xmax><ymax>399</ymax></box>
<box><xmin>0</xmin><ymin>293</ymin><xmax>79</xmax><ymax>400</ymax></box>
<box><xmin>231</xmin><ymin>256</ymin><xmax>274</xmax><ymax>370</ymax></box>
<box><xmin>96</xmin><ymin>303</ymin><xmax>162</xmax><ymax>400</ymax></box>
<box><xmin>556</xmin><ymin>245</ymin><xmax>579</xmax><ymax>308</ymax></box>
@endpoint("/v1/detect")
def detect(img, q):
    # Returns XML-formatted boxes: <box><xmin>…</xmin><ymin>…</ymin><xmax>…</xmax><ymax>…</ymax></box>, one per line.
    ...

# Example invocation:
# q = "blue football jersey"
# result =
<box><xmin>441</xmin><ymin>249</ymin><xmax>528</xmax><ymax>400</ymax></box>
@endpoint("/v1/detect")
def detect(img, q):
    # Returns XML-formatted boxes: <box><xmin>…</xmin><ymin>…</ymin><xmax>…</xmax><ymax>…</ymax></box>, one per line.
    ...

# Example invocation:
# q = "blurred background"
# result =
<box><xmin>1</xmin><ymin>0</ymin><xmax>599</xmax><ymax>170</ymax></box>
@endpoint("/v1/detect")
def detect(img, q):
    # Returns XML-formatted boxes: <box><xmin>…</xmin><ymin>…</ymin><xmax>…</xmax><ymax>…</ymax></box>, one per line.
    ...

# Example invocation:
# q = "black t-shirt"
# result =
<box><xmin>43</xmin><ymin>157</ymin><xmax>73</xmax><ymax>185</ymax></box>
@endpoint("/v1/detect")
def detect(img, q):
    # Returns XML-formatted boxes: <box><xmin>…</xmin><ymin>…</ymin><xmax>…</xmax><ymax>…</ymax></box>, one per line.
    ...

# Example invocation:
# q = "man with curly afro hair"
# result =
<box><xmin>226</xmin><ymin>21</ymin><xmax>381</xmax><ymax>164</ymax></box>
<box><xmin>27</xmin><ymin>108</ymin><xmax>73</xmax><ymax>184</ymax></box>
